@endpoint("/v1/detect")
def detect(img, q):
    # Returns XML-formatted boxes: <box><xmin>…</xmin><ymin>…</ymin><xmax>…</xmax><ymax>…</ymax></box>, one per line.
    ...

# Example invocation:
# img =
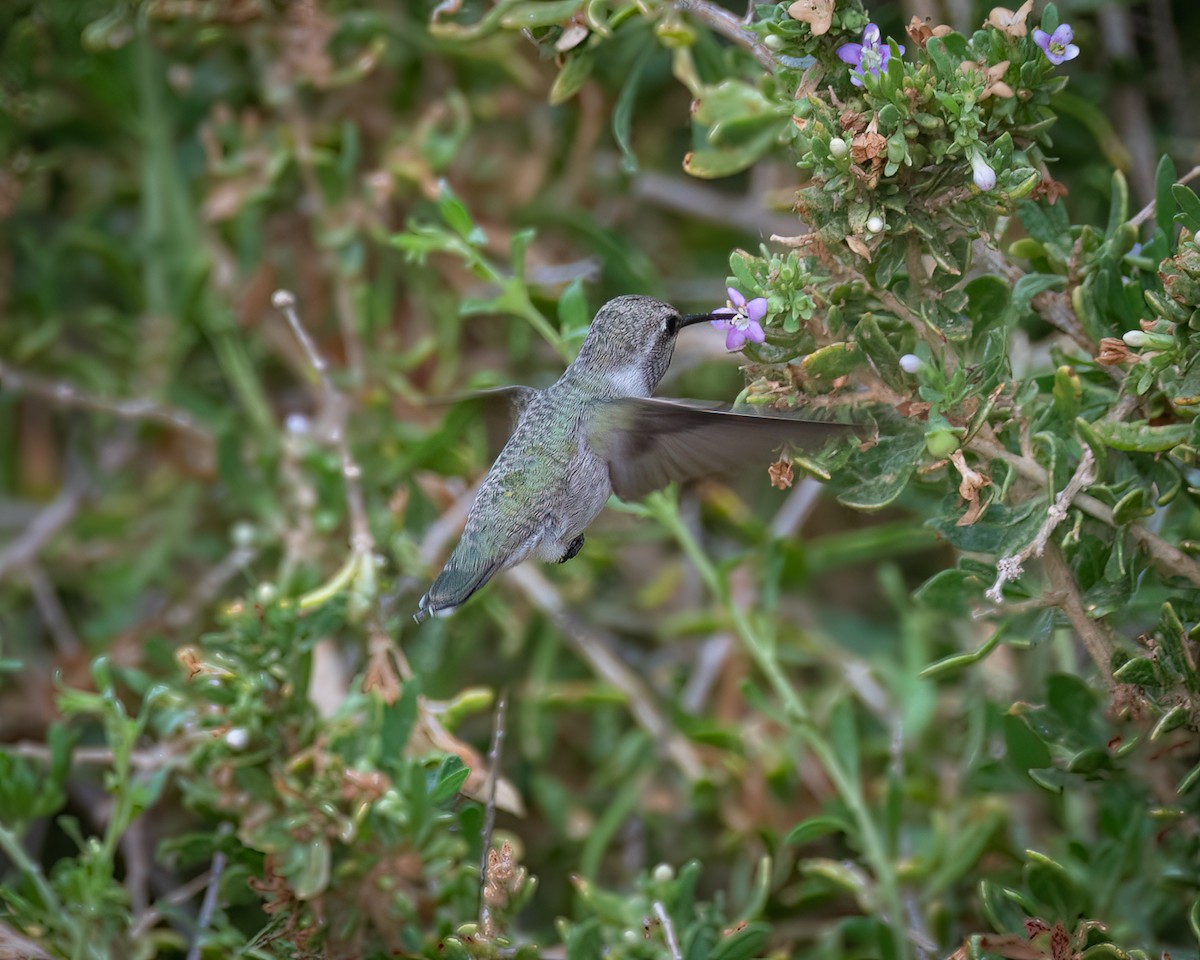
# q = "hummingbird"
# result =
<box><xmin>413</xmin><ymin>294</ymin><xmax>846</xmax><ymax>622</ymax></box>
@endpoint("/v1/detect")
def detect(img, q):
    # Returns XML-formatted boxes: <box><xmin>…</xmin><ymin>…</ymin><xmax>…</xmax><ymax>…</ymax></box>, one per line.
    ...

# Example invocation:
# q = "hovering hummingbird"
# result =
<box><xmin>413</xmin><ymin>295</ymin><xmax>846</xmax><ymax>622</ymax></box>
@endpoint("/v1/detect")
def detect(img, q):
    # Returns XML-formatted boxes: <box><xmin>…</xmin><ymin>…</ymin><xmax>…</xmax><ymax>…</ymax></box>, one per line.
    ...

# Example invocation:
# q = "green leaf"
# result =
<box><xmin>438</xmin><ymin>182</ymin><xmax>485</xmax><ymax>245</ymax></box>
<box><xmin>550</xmin><ymin>49</ymin><xmax>595</xmax><ymax>105</ymax></box>
<box><xmin>1012</xmin><ymin>273</ymin><xmax>1063</xmax><ymax>312</ymax></box>
<box><xmin>784</xmin><ymin>815</ymin><xmax>850</xmax><ymax>846</ymax></box>
<box><xmin>612</xmin><ymin>37</ymin><xmax>653</xmax><ymax>173</ymax></box>
<box><xmin>1003</xmin><ymin>713</ymin><xmax>1051</xmax><ymax>774</ymax></box>
<box><xmin>1085</xmin><ymin>419</ymin><xmax>1191</xmax><ymax>453</ymax></box>
<box><xmin>379</xmin><ymin>678</ymin><xmax>420</xmax><ymax>779</ymax></box>
<box><xmin>1172</xmin><ymin>183</ymin><xmax>1200</xmax><ymax>234</ymax></box>
<box><xmin>707</xmin><ymin>922</ymin><xmax>771</xmax><ymax>960</ymax></box>
<box><xmin>557</xmin><ymin>277</ymin><xmax>591</xmax><ymax>336</ymax></box>
<box><xmin>429</xmin><ymin>755</ymin><xmax>471</xmax><ymax>805</ymax></box>
<box><xmin>827</xmin><ymin>698</ymin><xmax>859</xmax><ymax>791</ymax></box>
<box><xmin>965</xmin><ymin>275</ymin><xmax>1012</xmax><ymax>337</ymax></box>
<box><xmin>1155</xmin><ymin>155</ymin><xmax>1178</xmax><ymax>237</ymax></box>
<box><xmin>801</xmin><ymin>341</ymin><xmax>863</xmax><ymax>379</ymax></box>
<box><xmin>1104</xmin><ymin>170</ymin><xmax>1129</xmax><ymax>241</ymax></box>
<box><xmin>837</xmin><ymin>429</ymin><xmax>925</xmax><ymax>511</ymax></box>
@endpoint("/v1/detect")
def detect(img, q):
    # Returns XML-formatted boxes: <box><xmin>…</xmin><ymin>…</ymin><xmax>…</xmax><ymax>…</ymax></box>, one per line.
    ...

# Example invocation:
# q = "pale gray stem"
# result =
<box><xmin>653</xmin><ymin>901</ymin><xmax>683</xmax><ymax>960</ymax></box>
<box><xmin>478</xmin><ymin>690</ymin><xmax>508</xmax><ymax>939</ymax></box>
<box><xmin>674</xmin><ymin>0</ymin><xmax>776</xmax><ymax>71</ymax></box>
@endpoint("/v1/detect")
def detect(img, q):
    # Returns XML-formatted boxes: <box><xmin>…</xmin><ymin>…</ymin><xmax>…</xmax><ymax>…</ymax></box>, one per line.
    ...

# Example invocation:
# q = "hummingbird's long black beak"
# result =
<box><xmin>674</xmin><ymin>313</ymin><xmax>715</xmax><ymax>333</ymax></box>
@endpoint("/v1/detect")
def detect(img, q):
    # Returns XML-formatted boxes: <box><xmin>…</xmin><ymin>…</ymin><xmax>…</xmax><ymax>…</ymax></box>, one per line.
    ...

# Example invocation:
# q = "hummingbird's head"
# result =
<box><xmin>571</xmin><ymin>295</ymin><xmax>714</xmax><ymax>396</ymax></box>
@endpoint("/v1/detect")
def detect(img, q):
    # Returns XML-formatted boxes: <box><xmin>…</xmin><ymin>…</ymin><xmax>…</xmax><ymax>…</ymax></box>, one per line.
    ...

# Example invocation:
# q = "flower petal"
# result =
<box><xmin>746</xmin><ymin>298</ymin><xmax>768</xmax><ymax>322</ymax></box>
<box><xmin>836</xmin><ymin>42</ymin><xmax>863</xmax><ymax>65</ymax></box>
<box><xmin>1060</xmin><ymin>43</ymin><xmax>1079</xmax><ymax>61</ymax></box>
<box><xmin>1052</xmin><ymin>24</ymin><xmax>1073</xmax><ymax>45</ymax></box>
<box><xmin>744</xmin><ymin>320</ymin><xmax>766</xmax><ymax>344</ymax></box>
<box><xmin>725</xmin><ymin>327</ymin><xmax>747</xmax><ymax>351</ymax></box>
<box><xmin>1032</xmin><ymin>27</ymin><xmax>1049</xmax><ymax>50</ymax></box>
<box><xmin>726</xmin><ymin>286</ymin><xmax>747</xmax><ymax>308</ymax></box>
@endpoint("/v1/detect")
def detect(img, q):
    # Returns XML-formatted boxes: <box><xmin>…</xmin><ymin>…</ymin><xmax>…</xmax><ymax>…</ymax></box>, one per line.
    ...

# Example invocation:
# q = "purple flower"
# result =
<box><xmin>711</xmin><ymin>287</ymin><xmax>767</xmax><ymax>351</ymax></box>
<box><xmin>837</xmin><ymin>23</ymin><xmax>904</xmax><ymax>87</ymax></box>
<box><xmin>1032</xmin><ymin>24</ymin><xmax>1079</xmax><ymax>65</ymax></box>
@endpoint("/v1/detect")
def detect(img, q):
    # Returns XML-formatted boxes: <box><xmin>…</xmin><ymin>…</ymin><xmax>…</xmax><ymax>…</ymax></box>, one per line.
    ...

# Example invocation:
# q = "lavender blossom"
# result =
<box><xmin>711</xmin><ymin>287</ymin><xmax>767</xmax><ymax>351</ymax></box>
<box><xmin>837</xmin><ymin>23</ymin><xmax>904</xmax><ymax>87</ymax></box>
<box><xmin>1032</xmin><ymin>24</ymin><xmax>1079</xmax><ymax>65</ymax></box>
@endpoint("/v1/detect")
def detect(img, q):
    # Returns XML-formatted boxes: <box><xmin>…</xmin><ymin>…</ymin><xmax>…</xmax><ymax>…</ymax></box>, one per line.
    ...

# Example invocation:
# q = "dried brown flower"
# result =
<box><xmin>787</xmin><ymin>0</ymin><xmax>834</xmax><ymax>37</ymax></box>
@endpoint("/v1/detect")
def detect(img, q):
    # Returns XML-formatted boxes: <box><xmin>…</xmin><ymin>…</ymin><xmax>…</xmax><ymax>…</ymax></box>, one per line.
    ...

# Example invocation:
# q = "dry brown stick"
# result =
<box><xmin>674</xmin><ymin>0</ymin><xmax>776</xmax><ymax>71</ymax></box>
<box><xmin>0</xmin><ymin>359</ymin><xmax>213</xmax><ymax>448</ymax></box>
<box><xmin>1042</xmin><ymin>542</ymin><xmax>1116</xmax><ymax>685</ymax></box>
<box><xmin>504</xmin><ymin>564</ymin><xmax>706</xmax><ymax>782</ymax></box>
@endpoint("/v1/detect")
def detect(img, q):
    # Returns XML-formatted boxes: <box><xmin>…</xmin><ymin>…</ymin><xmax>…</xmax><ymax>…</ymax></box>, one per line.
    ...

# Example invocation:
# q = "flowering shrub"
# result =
<box><xmin>1</xmin><ymin>1</ymin><xmax>1199</xmax><ymax>959</ymax></box>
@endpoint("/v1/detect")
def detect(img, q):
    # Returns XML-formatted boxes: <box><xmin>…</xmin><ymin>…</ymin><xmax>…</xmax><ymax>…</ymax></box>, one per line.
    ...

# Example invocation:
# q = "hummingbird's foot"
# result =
<box><xmin>557</xmin><ymin>534</ymin><xmax>585</xmax><ymax>564</ymax></box>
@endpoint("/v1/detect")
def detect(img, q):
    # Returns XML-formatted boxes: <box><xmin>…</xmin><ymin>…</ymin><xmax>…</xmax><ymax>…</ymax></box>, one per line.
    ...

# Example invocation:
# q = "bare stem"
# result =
<box><xmin>674</xmin><ymin>0</ymin><xmax>776</xmax><ymax>71</ymax></box>
<box><xmin>1042</xmin><ymin>542</ymin><xmax>1116</xmax><ymax>685</ymax></box>
<box><xmin>0</xmin><ymin>476</ymin><xmax>89</xmax><ymax>582</ymax></box>
<box><xmin>186</xmin><ymin>840</ymin><xmax>229</xmax><ymax>960</ymax></box>
<box><xmin>653</xmin><ymin>901</ymin><xmax>683</xmax><ymax>960</ymax></box>
<box><xmin>986</xmin><ymin>447</ymin><xmax>1095</xmax><ymax>602</ymax></box>
<box><xmin>273</xmin><ymin>290</ymin><xmax>374</xmax><ymax>560</ymax></box>
<box><xmin>969</xmin><ymin>433</ymin><xmax>1200</xmax><ymax>588</ymax></box>
<box><xmin>0</xmin><ymin>359</ymin><xmax>214</xmax><ymax>448</ymax></box>
<box><xmin>478</xmin><ymin>690</ymin><xmax>508</xmax><ymax>939</ymax></box>
<box><xmin>504</xmin><ymin>564</ymin><xmax>706</xmax><ymax>782</ymax></box>
<box><xmin>284</xmin><ymin>107</ymin><xmax>366</xmax><ymax>381</ymax></box>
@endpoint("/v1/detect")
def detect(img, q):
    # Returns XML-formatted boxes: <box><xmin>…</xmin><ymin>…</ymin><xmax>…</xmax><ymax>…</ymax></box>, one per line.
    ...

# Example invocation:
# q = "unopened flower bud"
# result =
<box><xmin>764</xmin><ymin>34</ymin><xmax>784</xmax><ymax>50</ymax></box>
<box><xmin>970</xmin><ymin>151</ymin><xmax>996</xmax><ymax>191</ymax></box>
<box><xmin>899</xmin><ymin>353</ymin><xmax>923</xmax><ymax>373</ymax></box>
<box><xmin>829</xmin><ymin>137</ymin><xmax>849</xmax><ymax>158</ymax></box>
<box><xmin>866</xmin><ymin>215</ymin><xmax>885</xmax><ymax>234</ymax></box>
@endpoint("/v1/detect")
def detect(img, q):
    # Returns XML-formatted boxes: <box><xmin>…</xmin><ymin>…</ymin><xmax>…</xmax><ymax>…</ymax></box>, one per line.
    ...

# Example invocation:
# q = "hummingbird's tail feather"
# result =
<box><xmin>413</xmin><ymin>550</ymin><xmax>504</xmax><ymax>623</ymax></box>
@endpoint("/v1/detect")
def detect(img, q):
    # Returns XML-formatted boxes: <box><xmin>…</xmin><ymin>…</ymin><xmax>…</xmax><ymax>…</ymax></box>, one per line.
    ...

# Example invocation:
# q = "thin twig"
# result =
<box><xmin>273</xmin><ymin>290</ymin><xmax>375</xmax><ymax>560</ymax></box>
<box><xmin>674</xmin><ymin>0</ymin><xmax>776</xmax><ymax>71</ymax></box>
<box><xmin>0</xmin><ymin>359</ymin><xmax>214</xmax><ymax>448</ymax></box>
<box><xmin>653</xmin><ymin>901</ymin><xmax>683</xmax><ymax>960</ymax></box>
<box><xmin>968</xmin><ymin>433</ymin><xmax>1200</xmax><ymax>588</ymax></box>
<box><xmin>504</xmin><ymin>564</ymin><xmax>706</xmax><ymax>782</ymax></box>
<box><xmin>986</xmin><ymin>447</ymin><xmax>1095</xmax><ymax>602</ymax></box>
<box><xmin>0</xmin><ymin>476</ymin><xmax>89</xmax><ymax>582</ymax></box>
<box><xmin>1042</xmin><ymin>542</ymin><xmax>1116</xmax><ymax>685</ymax></box>
<box><xmin>24</xmin><ymin>564</ymin><xmax>82</xmax><ymax>656</ymax></box>
<box><xmin>11</xmin><ymin>740</ymin><xmax>182</xmax><ymax>772</ymax></box>
<box><xmin>1128</xmin><ymin>163</ymin><xmax>1200</xmax><ymax>229</ymax></box>
<box><xmin>127</xmin><ymin>869</ymin><xmax>215</xmax><ymax>940</ymax></box>
<box><xmin>162</xmin><ymin>544</ymin><xmax>259</xmax><ymax>630</ymax></box>
<box><xmin>283</xmin><ymin>108</ymin><xmax>365</xmax><ymax>381</ymax></box>
<box><xmin>186</xmin><ymin>841</ymin><xmax>228</xmax><ymax>960</ymax></box>
<box><xmin>478</xmin><ymin>690</ymin><xmax>508</xmax><ymax>939</ymax></box>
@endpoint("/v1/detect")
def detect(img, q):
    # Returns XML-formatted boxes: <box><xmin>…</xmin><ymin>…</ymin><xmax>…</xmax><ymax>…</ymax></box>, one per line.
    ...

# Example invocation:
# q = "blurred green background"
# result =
<box><xmin>1</xmin><ymin>1</ymin><xmax>1198</xmax><ymax>958</ymax></box>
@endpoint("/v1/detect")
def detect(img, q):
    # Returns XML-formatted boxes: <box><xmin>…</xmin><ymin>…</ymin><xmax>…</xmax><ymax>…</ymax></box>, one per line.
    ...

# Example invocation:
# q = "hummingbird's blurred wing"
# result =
<box><xmin>587</xmin><ymin>398</ymin><xmax>850</xmax><ymax>501</ymax></box>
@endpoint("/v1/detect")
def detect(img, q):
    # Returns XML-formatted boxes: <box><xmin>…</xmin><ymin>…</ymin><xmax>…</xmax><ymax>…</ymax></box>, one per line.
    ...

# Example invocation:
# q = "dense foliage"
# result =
<box><xmin>1</xmin><ymin>1</ymin><xmax>1198</xmax><ymax>958</ymax></box>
